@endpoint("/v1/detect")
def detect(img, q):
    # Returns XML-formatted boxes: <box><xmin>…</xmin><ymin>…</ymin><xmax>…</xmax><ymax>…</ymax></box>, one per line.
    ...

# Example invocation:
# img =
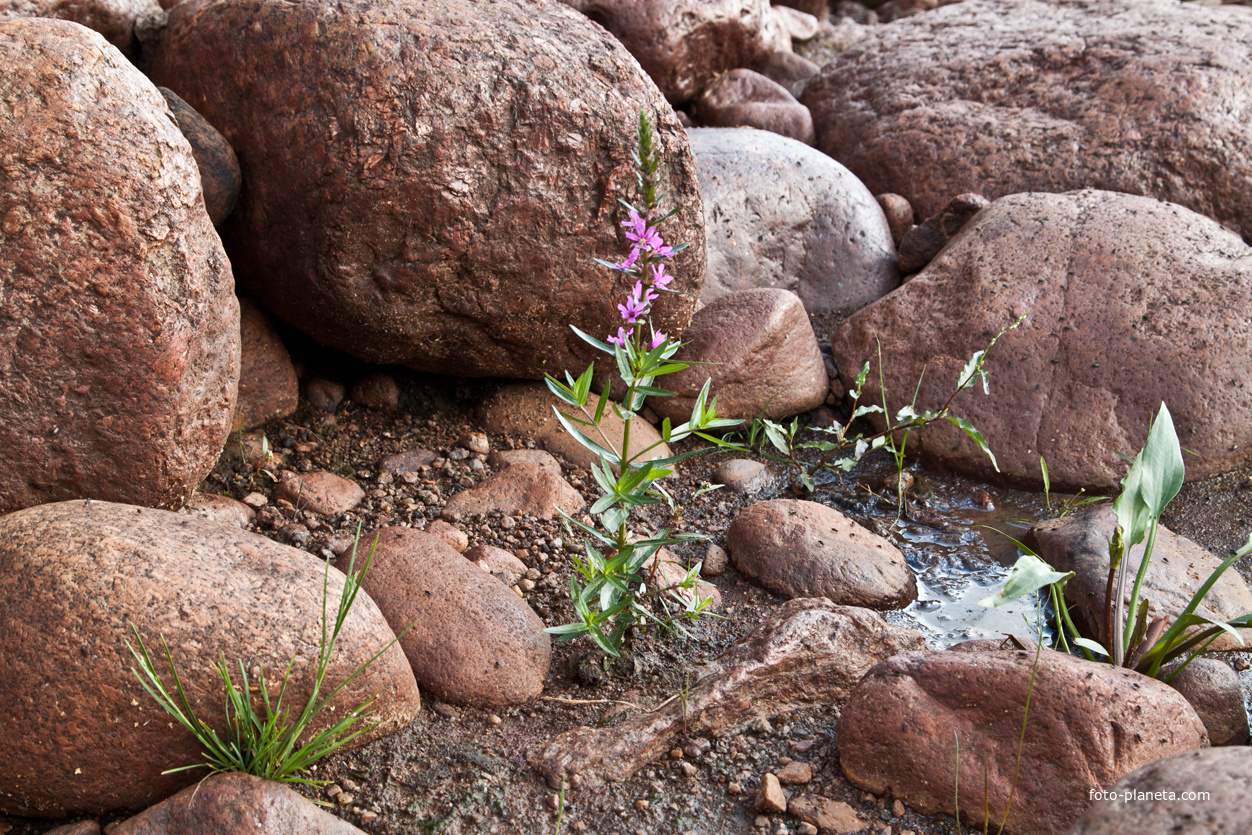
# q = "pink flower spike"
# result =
<box><xmin>648</xmin><ymin>330</ymin><xmax>667</xmax><ymax>350</ymax></box>
<box><xmin>607</xmin><ymin>326</ymin><xmax>635</xmax><ymax>346</ymax></box>
<box><xmin>618</xmin><ymin>293</ymin><xmax>648</xmax><ymax>323</ymax></box>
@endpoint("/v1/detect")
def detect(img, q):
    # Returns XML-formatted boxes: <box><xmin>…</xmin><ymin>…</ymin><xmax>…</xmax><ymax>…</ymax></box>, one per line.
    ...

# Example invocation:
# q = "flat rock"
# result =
<box><xmin>1165</xmin><ymin>658</ymin><xmax>1249</xmax><ymax>747</ymax></box>
<box><xmin>441</xmin><ymin>463</ymin><xmax>584</xmax><ymax>521</ymax></box>
<box><xmin>157</xmin><ymin>87</ymin><xmax>240</xmax><ymax>227</ymax></box>
<box><xmin>273</xmin><ymin>470</ymin><xmax>364</xmax><ymax>517</ymax></box>
<box><xmin>773</xmin><ymin>5</ymin><xmax>818</xmax><ymax>40</ymax></box>
<box><xmin>530</xmin><ymin>598</ymin><xmax>925</xmax><ymax>787</ymax></box>
<box><xmin>487</xmin><ymin>448</ymin><xmax>564</xmax><ymax>477</ymax></box>
<box><xmin>0</xmin><ymin>500</ymin><xmax>419</xmax><ymax>817</ymax></box>
<box><xmin>232</xmin><ymin>298</ymin><xmax>298</xmax><ymax>431</ymax></box>
<box><xmin>380</xmin><ymin>447</ymin><xmax>437</xmax><ymax>476</ymax></box>
<box><xmin>651</xmin><ymin>289</ymin><xmax>828</xmax><ymax>424</ymax></box>
<box><xmin>0</xmin><ymin>0</ymin><xmax>163</xmax><ymax>56</ymax></box>
<box><xmin>111</xmin><ymin>773</ymin><xmax>364</xmax><ymax>835</ymax></box>
<box><xmin>727</xmin><ymin>498</ymin><xmax>917</xmax><ymax>609</ymax></box>
<box><xmin>830</xmin><ymin>189</ymin><xmax>1252</xmax><ymax>492</ymax></box>
<box><xmin>1069</xmin><ymin>747</ymin><xmax>1252</xmax><ymax>835</ymax></box>
<box><xmin>712</xmin><ymin>458</ymin><xmax>774</xmax><ymax>496</ymax></box>
<box><xmin>695</xmin><ymin>69</ymin><xmax>815</xmax><ymax>146</ymax></box>
<box><xmin>1028</xmin><ymin>504</ymin><xmax>1252</xmax><ymax>655</ymax></box>
<box><xmin>425</xmin><ymin>519</ymin><xmax>468</xmax><ymax>553</ymax></box>
<box><xmin>689</xmin><ymin>128</ymin><xmax>899</xmax><ymax>313</ymax></box>
<box><xmin>641</xmin><ymin>549</ymin><xmax>721</xmax><ymax>612</ymax></box>
<box><xmin>150</xmin><ymin>0</ymin><xmax>704</xmax><ymax>379</ymax></box>
<box><xmin>838</xmin><ymin>648</ymin><xmax>1208</xmax><ymax>834</ymax></box>
<box><xmin>559</xmin><ymin>0</ymin><xmax>776</xmax><ymax>104</ymax></box>
<box><xmin>479</xmin><ymin>382</ymin><xmax>671</xmax><ymax>471</ymax></box>
<box><xmin>178</xmin><ymin>493</ymin><xmax>254</xmax><ymax>530</ymax></box>
<box><xmin>337</xmin><ymin>527</ymin><xmax>550</xmax><ymax>707</ymax></box>
<box><xmin>466</xmin><ymin>543</ymin><xmax>528</xmax><ymax>587</ymax></box>
<box><xmin>788</xmin><ymin>797</ymin><xmax>863</xmax><ymax>835</ymax></box>
<box><xmin>43</xmin><ymin>823</ymin><xmax>100</xmax><ymax>835</ymax></box>
<box><xmin>802</xmin><ymin>0</ymin><xmax>1252</xmax><ymax>240</ymax></box>
<box><xmin>0</xmin><ymin>20</ymin><xmax>239</xmax><ymax>513</ymax></box>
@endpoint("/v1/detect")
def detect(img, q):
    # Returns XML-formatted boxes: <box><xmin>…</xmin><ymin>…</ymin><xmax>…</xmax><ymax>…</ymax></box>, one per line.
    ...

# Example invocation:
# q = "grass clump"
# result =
<box><xmin>127</xmin><ymin>532</ymin><xmax>402</xmax><ymax>785</ymax></box>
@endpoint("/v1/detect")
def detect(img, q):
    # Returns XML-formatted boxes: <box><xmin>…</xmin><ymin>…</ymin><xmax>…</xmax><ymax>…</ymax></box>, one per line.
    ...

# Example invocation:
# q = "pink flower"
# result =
<box><xmin>618</xmin><ymin>280</ymin><xmax>658</xmax><ymax>323</ymax></box>
<box><xmin>647</xmin><ymin>330</ymin><xmax>667</xmax><ymax>350</ymax></box>
<box><xmin>621</xmin><ymin>210</ymin><xmax>649</xmax><ymax>243</ymax></box>
<box><xmin>612</xmin><ymin>247</ymin><xmax>641</xmax><ymax>273</ymax></box>
<box><xmin>650</xmin><ymin>263</ymin><xmax>673</xmax><ymax>289</ymax></box>
<box><xmin>607</xmin><ymin>326</ymin><xmax>635</xmax><ymax>346</ymax></box>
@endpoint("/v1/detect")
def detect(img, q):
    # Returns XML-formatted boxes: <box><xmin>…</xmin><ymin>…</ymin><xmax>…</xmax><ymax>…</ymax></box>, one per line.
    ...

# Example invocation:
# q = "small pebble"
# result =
<box><xmin>754</xmin><ymin>816</ymin><xmax>771</xmax><ymax>829</ymax></box>
<box><xmin>679</xmin><ymin>761</ymin><xmax>698</xmax><ymax>777</ymax></box>
<box><xmin>893</xmin><ymin>799</ymin><xmax>906</xmax><ymax>817</ymax></box>
<box><xmin>336</xmin><ymin>793</ymin><xmax>354</xmax><ymax>806</ymax></box>
<box><xmin>488</xmin><ymin>714</ymin><xmax>502</xmax><ymax>726</ymax></box>
<box><xmin>670</xmin><ymin>748</ymin><xmax>684</xmax><ymax>759</ymax></box>
<box><xmin>798</xmin><ymin>824</ymin><xmax>819</xmax><ymax>835</ymax></box>
<box><xmin>359</xmin><ymin>810</ymin><xmax>378</xmax><ymax>824</ymax></box>
<box><xmin>325</xmin><ymin>784</ymin><xmax>342</xmax><ymax>798</ymax></box>
<box><xmin>242</xmin><ymin>492</ymin><xmax>267</xmax><ymax>508</ymax></box>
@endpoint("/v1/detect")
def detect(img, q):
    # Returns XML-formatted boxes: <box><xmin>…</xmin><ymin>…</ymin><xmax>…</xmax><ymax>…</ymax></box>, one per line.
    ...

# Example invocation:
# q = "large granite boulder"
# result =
<box><xmin>0</xmin><ymin>500</ymin><xmax>420</xmax><ymax>818</ymax></box>
<box><xmin>689</xmin><ymin>127</ymin><xmax>898</xmax><ymax>312</ymax></box>
<box><xmin>559</xmin><ymin>0</ymin><xmax>776</xmax><ymax>104</ymax></box>
<box><xmin>0</xmin><ymin>19</ymin><xmax>239</xmax><ymax>513</ymax></box>
<box><xmin>830</xmin><ymin>190</ymin><xmax>1252</xmax><ymax>492</ymax></box>
<box><xmin>150</xmin><ymin>0</ymin><xmax>704</xmax><ymax>380</ymax></box>
<box><xmin>839</xmin><ymin>648</ymin><xmax>1209</xmax><ymax>834</ymax></box>
<box><xmin>802</xmin><ymin>0</ymin><xmax>1252</xmax><ymax>240</ymax></box>
<box><xmin>0</xmin><ymin>0</ymin><xmax>164</xmax><ymax>56</ymax></box>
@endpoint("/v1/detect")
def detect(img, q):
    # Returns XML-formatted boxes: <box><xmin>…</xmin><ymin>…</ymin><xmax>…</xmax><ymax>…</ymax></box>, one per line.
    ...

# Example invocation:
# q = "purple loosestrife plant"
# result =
<box><xmin>544</xmin><ymin>112</ymin><xmax>740</xmax><ymax>657</ymax></box>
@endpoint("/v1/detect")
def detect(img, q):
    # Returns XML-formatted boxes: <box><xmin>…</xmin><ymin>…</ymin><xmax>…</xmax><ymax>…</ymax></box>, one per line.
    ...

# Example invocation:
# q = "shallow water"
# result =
<box><xmin>806</xmin><ymin>451</ymin><xmax>1067</xmax><ymax>647</ymax></box>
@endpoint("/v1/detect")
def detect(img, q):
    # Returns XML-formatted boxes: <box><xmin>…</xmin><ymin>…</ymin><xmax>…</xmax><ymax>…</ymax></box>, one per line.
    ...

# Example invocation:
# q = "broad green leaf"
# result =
<box><xmin>1072</xmin><ymin>637</ymin><xmax>1108</xmax><ymax>656</ymax></box>
<box><xmin>944</xmin><ymin>415</ymin><xmax>1000</xmax><ymax>472</ymax></box>
<box><xmin>979</xmin><ymin>554</ymin><xmax>1073</xmax><ymax>608</ymax></box>
<box><xmin>570</xmin><ymin>324</ymin><xmax>614</xmax><ymax>355</ymax></box>
<box><xmin>552</xmin><ymin>408</ymin><xmax>621</xmax><ymax>466</ymax></box>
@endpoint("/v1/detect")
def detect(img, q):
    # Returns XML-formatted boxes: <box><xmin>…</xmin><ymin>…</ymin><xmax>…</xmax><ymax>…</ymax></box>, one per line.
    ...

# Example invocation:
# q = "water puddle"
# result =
<box><xmin>802</xmin><ymin>452</ymin><xmax>1068</xmax><ymax>647</ymax></box>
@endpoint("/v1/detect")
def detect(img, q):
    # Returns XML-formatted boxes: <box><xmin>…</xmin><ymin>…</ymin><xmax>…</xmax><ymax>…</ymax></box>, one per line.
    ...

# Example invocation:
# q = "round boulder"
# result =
<box><xmin>652</xmin><ymin>288</ymin><xmax>829</xmax><ymax>425</ymax></box>
<box><xmin>831</xmin><ymin>189</ymin><xmax>1252</xmax><ymax>492</ymax></box>
<box><xmin>0</xmin><ymin>500</ymin><xmax>420</xmax><ymax>818</ymax></box>
<box><xmin>726</xmin><ymin>498</ymin><xmax>917</xmax><ymax>609</ymax></box>
<box><xmin>1070</xmin><ymin>747</ymin><xmax>1252</xmax><ymax>835</ymax></box>
<box><xmin>690</xmin><ymin>128</ymin><xmax>899</xmax><ymax>312</ymax></box>
<box><xmin>0</xmin><ymin>20</ymin><xmax>239</xmax><ymax>513</ymax></box>
<box><xmin>559</xmin><ymin>0</ymin><xmax>776</xmax><ymax>104</ymax></box>
<box><xmin>0</xmin><ymin>0</ymin><xmax>164</xmax><ymax>56</ymax></box>
<box><xmin>802</xmin><ymin>0</ymin><xmax>1252</xmax><ymax>240</ymax></box>
<box><xmin>335</xmin><ymin>527</ymin><xmax>551</xmax><ymax>708</ymax></box>
<box><xmin>839</xmin><ymin>648</ymin><xmax>1208</xmax><ymax>834</ymax></box>
<box><xmin>694</xmin><ymin>69</ymin><xmax>815</xmax><ymax>146</ymax></box>
<box><xmin>150</xmin><ymin>0</ymin><xmax>704</xmax><ymax>380</ymax></box>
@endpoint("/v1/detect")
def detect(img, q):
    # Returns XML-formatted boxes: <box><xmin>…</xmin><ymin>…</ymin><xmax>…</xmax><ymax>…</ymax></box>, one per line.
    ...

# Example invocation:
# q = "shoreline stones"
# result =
<box><xmin>150</xmin><ymin>0</ymin><xmax>705</xmax><ymax>380</ymax></box>
<box><xmin>0</xmin><ymin>19</ymin><xmax>240</xmax><ymax>513</ymax></box>
<box><xmin>726</xmin><ymin>499</ymin><xmax>917</xmax><ymax>609</ymax></box>
<box><xmin>837</xmin><ymin>648</ymin><xmax>1209</xmax><ymax>834</ymax></box>
<box><xmin>0</xmin><ymin>500</ymin><xmax>419</xmax><ymax>817</ymax></box>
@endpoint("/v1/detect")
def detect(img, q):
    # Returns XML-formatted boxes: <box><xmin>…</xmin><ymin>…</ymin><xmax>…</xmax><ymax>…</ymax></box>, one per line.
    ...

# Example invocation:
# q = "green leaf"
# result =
<box><xmin>570</xmin><ymin>324</ymin><xmax>614</xmax><ymax>355</ymax></box>
<box><xmin>552</xmin><ymin>408</ymin><xmax>621</xmax><ymax>466</ymax></box>
<box><xmin>979</xmin><ymin>554</ymin><xmax>1073</xmax><ymax>608</ymax></box>
<box><xmin>1072</xmin><ymin>637</ymin><xmax>1109</xmax><ymax>656</ymax></box>
<box><xmin>944</xmin><ymin>415</ymin><xmax>1000</xmax><ymax>472</ymax></box>
<box><xmin>956</xmin><ymin>349</ymin><xmax>987</xmax><ymax>392</ymax></box>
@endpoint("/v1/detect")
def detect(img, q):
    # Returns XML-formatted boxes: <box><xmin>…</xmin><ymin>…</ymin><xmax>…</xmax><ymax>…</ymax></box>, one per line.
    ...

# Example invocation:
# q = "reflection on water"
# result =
<box><xmin>805</xmin><ymin>451</ymin><xmax>1071</xmax><ymax>648</ymax></box>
